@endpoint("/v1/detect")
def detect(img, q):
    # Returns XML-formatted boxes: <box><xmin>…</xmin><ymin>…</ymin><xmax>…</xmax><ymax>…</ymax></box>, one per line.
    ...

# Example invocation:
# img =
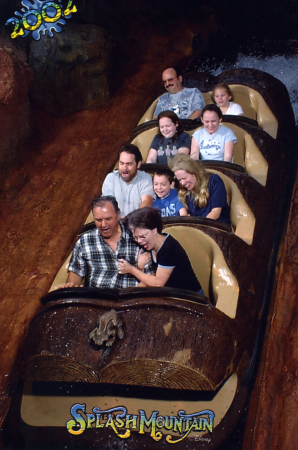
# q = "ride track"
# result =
<box><xmin>3</xmin><ymin>69</ymin><xmax>296</xmax><ymax>449</ymax></box>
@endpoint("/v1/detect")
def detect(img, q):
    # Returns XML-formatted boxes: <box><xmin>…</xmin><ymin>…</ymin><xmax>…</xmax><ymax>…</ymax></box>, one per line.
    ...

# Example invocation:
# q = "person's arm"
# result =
<box><xmin>188</xmin><ymin>110</ymin><xmax>202</xmax><ymax>119</ymax></box>
<box><xmin>56</xmin><ymin>272</ymin><xmax>84</xmax><ymax>289</ymax></box>
<box><xmin>137</xmin><ymin>249</ymin><xmax>151</xmax><ymax>271</ymax></box>
<box><xmin>178</xmin><ymin>147</ymin><xmax>190</xmax><ymax>155</ymax></box>
<box><xmin>179</xmin><ymin>207</ymin><xmax>188</xmax><ymax>216</ymax></box>
<box><xmin>206</xmin><ymin>207</ymin><xmax>222</xmax><ymax>221</ymax></box>
<box><xmin>138</xmin><ymin>172</ymin><xmax>155</xmax><ymax>209</ymax></box>
<box><xmin>102</xmin><ymin>172</ymin><xmax>115</xmax><ymax>196</ymax></box>
<box><xmin>146</xmin><ymin>148</ymin><xmax>158</xmax><ymax>163</ymax></box>
<box><xmin>152</xmin><ymin>97</ymin><xmax>162</xmax><ymax>121</ymax></box>
<box><xmin>188</xmin><ymin>89</ymin><xmax>205</xmax><ymax>120</ymax></box>
<box><xmin>177</xmin><ymin>132</ymin><xmax>191</xmax><ymax>155</ymax></box>
<box><xmin>118</xmin><ymin>259</ymin><xmax>173</xmax><ymax>287</ymax></box>
<box><xmin>190</xmin><ymin>136</ymin><xmax>200</xmax><ymax>160</ymax></box>
<box><xmin>223</xmin><ymin>140</ymin><xmax>234</xmax><ymax>162</ymax></box>
<box><xmin>178</xmin><ymin>147</ymin><xmax>190</xmax><ymax>154</ymax></box>
<box><xmin>139</xmin><ymin>194</ymin><xmax>154</xmax><ymax>209</ymax></box>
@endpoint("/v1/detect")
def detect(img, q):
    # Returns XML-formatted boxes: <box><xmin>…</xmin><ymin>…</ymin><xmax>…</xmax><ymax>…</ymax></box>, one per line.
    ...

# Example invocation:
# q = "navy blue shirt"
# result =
<box><xmin>186</xmin><ymin>174</ymin><xmax>230</xmax><ymax>224</ymax></box>
<box><xmin>152</xmin><ymin>234</ymin><xmax>202</xmax><ymax>292</ymax></box>
<box><xmin>150</xmin><ymin>132</ymin><xmax>191</xmax><ymax>164</ymax></box>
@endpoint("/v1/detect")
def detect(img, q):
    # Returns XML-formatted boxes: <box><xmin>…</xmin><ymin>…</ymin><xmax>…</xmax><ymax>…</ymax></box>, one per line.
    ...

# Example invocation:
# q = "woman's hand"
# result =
<box><xmin>137</xmin><ymin>249</ymin><xmax>151</xmax><ymax>270</ymax></box>
<box><xmin>118</xmin><ymin>259</ymin><xmax>133</xmax><ymax>275</ymax></box>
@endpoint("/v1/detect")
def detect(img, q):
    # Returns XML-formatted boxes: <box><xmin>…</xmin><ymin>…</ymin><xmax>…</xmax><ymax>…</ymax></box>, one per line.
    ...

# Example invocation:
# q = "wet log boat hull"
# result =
<box><xmin>4</xmin><ymin>68</ymin><xmax>296</xmax><ymax>449</ymax></box>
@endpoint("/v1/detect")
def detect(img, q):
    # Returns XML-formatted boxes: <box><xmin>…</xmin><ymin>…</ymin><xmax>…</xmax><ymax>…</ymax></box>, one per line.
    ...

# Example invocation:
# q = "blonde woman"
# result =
<box><xmin>169</xmin><ymin>154</ymin><xmax>230</xmax><ymax>224</ymax></box>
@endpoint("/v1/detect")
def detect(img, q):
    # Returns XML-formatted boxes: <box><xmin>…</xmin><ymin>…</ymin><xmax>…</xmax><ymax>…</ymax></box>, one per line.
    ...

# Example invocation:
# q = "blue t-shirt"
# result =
<box><xmin>187</xmin><ymin>174</ymin><xmax>230</xmax><ymax>224</ymax></box>
<box><xmin>153</xmin><ymin>189</ymin><xmax>185</xmax><ymax>217</ymax></box>
<box><xmin>192</xmin><ymin>126</ymin><xmax>237</xmax><ymax>161</ymax></box>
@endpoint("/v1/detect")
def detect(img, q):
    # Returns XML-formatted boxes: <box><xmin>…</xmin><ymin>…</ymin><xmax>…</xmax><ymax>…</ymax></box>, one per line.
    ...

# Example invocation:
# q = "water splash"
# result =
<box><xmin>209</xmin><ymin>54</ymin><xmax>298</xmax><ymax>124</ymax></box>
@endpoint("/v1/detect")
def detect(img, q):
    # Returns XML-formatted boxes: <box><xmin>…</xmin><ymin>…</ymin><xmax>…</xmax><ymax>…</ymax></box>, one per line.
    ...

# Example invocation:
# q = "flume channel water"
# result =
<box><xmin>208</xmin><ymin>54</ymin><xmax>298</xmax><ymax>124</ymax></box>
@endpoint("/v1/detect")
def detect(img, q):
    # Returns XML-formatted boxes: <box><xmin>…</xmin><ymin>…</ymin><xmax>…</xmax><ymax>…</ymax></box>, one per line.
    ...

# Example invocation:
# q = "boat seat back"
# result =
<box><xmin>138</xmin><ymin>85</ymin><xmax>278</xmax><ymax>139</ymax></box>
<box><xmin>131</xmin><ymin>124</ymin><xmax>268</xmax><ymax>186</ymax></box>
<box><xmin>230</xmin><ymin>85</ymin><xmax>278</xmax><ymax>139</ymax></box>
<box><xmin>50</xmin><ymin>254</ymin><xmax>71</xmax><ymax>292</ymax></box>
<box><xmin>209</xmin><ymin>170</ymin><xmax>255</xmax><ymax>245</ymax></box>
<box><xmin>131</xmin><ymin>126</ymin><xmax>159</xmax><ymax>162</ymax></box>
<box><xmin>163</xmin><ymin>225</ymin><xmax>239</xmax><ymax>318</ymax></box>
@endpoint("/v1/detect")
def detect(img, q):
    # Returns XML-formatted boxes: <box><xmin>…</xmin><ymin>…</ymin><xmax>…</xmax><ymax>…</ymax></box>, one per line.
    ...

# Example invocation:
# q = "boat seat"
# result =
<box><xmin>83</xmin><ymin>166</ymin><xmax>255</xmax><ymax>244</ymax></box>
<box><xmin>50</xmin><ymin>224</ymin><xmax>239</xmax><ymax>319</ymax></box>
<box><xmin>207</xmin><ymin>170</ymin><xmax>255</xmax><ymax>245</ymax></box>
<box><xmin>163</xmin><ymin>225</ymin><xmax>239</xmax><ymax>319</ymax></box>
<box><xmin>130</xmin><ymin>123</ymin><xmax>268</xmax><ymax>186</ymax></box>
<box><xmin>138</xmin><ymin>84</ymin><xmax>278</xmax><ymax>139</ymax></box>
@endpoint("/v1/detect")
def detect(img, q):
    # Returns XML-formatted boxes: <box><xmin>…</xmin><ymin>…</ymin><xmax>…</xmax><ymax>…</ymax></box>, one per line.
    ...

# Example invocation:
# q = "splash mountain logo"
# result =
<box><xmin>66</xmin><ymin>404</ymin><xmax>214</xmax><ymax>444</ymax></box>
<box><xmin>6</xmin><ymin>0</ymin><xmax>77</xmax><ymax>41</ymax></box>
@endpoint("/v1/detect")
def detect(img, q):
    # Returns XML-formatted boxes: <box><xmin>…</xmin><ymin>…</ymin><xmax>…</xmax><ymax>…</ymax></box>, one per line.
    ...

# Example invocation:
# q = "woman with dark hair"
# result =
<box><xmin>146</xmin><ymin>110</ymin><xmax>191</xmax><ymax>164</ymax></box>
<box><xmin>190</xmin><ymin>104</ymin><xmax>237</xmax><ymax>162</ymax></box>
<box><xmin>118</xmin><ymin>207</ymin><xmax>203</xmax><ymax>293</ymax></box>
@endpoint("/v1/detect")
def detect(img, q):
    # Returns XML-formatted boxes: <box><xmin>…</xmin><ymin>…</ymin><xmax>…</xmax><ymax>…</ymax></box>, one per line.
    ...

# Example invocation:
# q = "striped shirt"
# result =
<box><xmin>68</xmin><ymin>222</ymin><xmax>152</xmax><ymax>288</ymax></box>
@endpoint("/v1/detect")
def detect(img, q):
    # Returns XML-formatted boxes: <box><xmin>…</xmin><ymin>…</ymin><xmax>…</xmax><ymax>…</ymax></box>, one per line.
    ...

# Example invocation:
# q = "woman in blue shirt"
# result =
<box><xmin>169</xmin><ymin>154</ymin><xmax>230</xmax><ymax>224</ymax></box>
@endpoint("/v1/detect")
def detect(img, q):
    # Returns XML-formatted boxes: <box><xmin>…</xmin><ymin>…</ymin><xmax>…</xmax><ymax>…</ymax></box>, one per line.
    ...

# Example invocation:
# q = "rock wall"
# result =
<box><xmin>29</xmin><ymin>24</ymin><xmax>112</xmax><ymax>116</ymax></box>
<box><xmin>0</xmin><ymin>43</ymin><xmax>33</xmax><ymax>190</ymax></box>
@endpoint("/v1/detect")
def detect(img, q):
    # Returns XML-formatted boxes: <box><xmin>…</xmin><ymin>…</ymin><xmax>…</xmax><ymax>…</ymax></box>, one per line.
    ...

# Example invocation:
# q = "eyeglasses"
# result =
<box><xmin>133</xmin><ymin>230</ymin><xmax>150</xmax><ymax>242</ymax></box>
<box><xmin>162</xmin><ymin>77</ymin><xmax>177</xmax><ymax>86</ymax></box>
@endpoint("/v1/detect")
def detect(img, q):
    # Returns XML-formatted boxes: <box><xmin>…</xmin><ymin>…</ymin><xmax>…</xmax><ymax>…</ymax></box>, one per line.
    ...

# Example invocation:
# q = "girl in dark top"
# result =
<box><xmin>169</xmin><ymin>153</ymin><xmax>230</xmax><ymax>224</ymax></box>
<box><xmin>146</xmin><ymin>110</ymin><xmax>191</xmax><ymax>164</ymax></box>
<box><xmin>118</xmin><ymin>207</ymin><xmax>203</xmax><ymax>293</ymax></box>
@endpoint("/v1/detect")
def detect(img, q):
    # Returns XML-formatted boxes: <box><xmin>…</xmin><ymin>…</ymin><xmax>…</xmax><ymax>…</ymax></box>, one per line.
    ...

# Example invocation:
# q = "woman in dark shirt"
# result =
<box><xmin>118</xmin><ymin>207</ymin><xmax>202</xmax><ymax>293</ymax></box>
<box><xmin>169</xmin><ymin>153</ymin><xmax>230</xmax><ymax>224</ymax></box>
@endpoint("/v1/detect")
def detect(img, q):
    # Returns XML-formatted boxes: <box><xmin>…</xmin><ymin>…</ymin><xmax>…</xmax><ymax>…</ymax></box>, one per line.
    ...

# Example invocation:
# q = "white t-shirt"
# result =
<box><xmin>225</xmin><ymin>102</ymin><xmax>244</xmax><ymax>115</ymax></box>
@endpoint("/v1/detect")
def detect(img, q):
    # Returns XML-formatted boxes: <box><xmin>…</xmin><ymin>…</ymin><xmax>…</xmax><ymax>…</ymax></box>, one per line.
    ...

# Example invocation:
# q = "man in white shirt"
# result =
<box><xmin>102</xmin><ymin>144</ymin><xmax>155</xmax><ymax>217</ymax></box>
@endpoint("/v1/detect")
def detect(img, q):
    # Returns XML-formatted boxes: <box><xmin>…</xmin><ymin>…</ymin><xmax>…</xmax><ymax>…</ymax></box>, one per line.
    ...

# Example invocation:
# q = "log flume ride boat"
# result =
<box><xmin>4</xmin><ymin>69</ymin><xmax>296</xmax><ymax>449</ymax></box>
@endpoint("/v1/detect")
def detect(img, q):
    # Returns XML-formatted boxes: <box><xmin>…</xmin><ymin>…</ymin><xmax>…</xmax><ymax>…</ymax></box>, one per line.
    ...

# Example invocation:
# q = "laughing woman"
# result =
<box><xmin>169</xmin><ymin>153</ymin><xmax>230</xmax><ymax>224</ymax></box>
<box><xmin>118</xmin><ymin>207</ymin><xmax>203</xmax><ymax>294</ymax></box>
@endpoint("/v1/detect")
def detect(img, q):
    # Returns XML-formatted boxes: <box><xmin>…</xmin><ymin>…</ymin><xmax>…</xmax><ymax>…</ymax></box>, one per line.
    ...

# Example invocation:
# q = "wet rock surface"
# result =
<box><xmin>0</xmin><ymin>23</ymin><xmax>195</xmax><ymax>430</ymax></box>
<box><xmin>0</xmin><ymin>43</ymin><xmax>34</xmax><ymax>189</ymax></box>
<box><xmin>29</xmin><ymin>23</ymin><xmax>113</xmax><ymax>115</ymax></box>
<box><xmin>242</xmin><ymin>170</ymin><xmax>298</xmax><ymax>450</ymax></box>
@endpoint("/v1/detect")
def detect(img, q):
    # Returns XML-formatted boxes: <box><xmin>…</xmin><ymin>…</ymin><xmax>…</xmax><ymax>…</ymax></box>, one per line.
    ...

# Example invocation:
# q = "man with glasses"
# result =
<box><xmin>153</xmin><ymin>67</ymin><xmax>204</xmax><ymax>120</ymax></box>
<box><xmin>57</xmin><ymin>196</ymin><xmax>153</xmax><ymax>289</ymax></box>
